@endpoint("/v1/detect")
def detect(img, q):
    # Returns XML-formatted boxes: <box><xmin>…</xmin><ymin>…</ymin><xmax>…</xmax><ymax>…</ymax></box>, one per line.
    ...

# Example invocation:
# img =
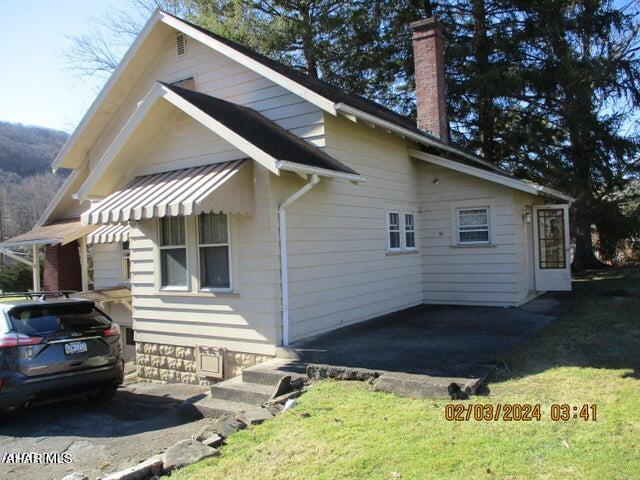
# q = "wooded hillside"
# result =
<box><xmin>0</xmin><ymin>122</ymin><xmax>68</xmax><ymax>241</ymax></box>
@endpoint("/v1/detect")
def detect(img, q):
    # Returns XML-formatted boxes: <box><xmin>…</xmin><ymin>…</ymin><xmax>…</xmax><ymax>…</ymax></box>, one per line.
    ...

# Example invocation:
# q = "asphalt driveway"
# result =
<box><xmin>288</xmin><ymin>293</ymin><xmax>574</xmax><ymax>379</ymax></box>
<box><xmin>0</xmin><ymin>382</ymin><xmax>209</xmax><ymax>480</ymax></box>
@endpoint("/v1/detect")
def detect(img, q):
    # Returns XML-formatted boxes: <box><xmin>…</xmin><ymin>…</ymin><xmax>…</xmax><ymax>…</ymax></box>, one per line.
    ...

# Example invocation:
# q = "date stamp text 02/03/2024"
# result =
<box><xmin>444</xmin><ymin>404</ymin><xmax>597</xmax><ymax>422</ymax></box>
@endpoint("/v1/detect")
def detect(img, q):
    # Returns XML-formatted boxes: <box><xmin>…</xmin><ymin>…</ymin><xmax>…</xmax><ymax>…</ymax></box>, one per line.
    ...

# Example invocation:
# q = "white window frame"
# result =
<box><xmin>387</xmin><ymin>210</ymin><xmax>417</xmax><ymax>253</ymax></box>
<box><xmin>196</xmin><ymin>213</ymin><xmax>233</xmax><ymax>293</ymax></box>
<box><xmin>121</xmin><ymin>240</ymin><xmax>131</xmax><ymax>284</ymax></box>
<box><xmin>456</xmin><ymin>206</ymin><xmax>491</xmax><ymax>245</ymax></box>
<box><xmin>158</xmin><ymin>216</ymin><xmax>189</xmax><ymax>291</ymax></box>
<box><xmin>404</xmin><ymin>212</ymin><xmax>416</xmax><ymax>251</ymax></box>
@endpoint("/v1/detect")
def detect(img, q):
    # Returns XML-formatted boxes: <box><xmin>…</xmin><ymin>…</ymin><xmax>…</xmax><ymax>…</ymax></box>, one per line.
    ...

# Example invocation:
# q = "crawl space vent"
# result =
<box><xmin>176</xmin><ymin>33</ymin><xmax>186</xmax><ymax>56</ymax></box>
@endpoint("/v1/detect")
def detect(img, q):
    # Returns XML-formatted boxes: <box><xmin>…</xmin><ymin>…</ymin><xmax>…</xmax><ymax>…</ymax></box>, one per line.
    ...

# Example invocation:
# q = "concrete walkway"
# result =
<box><xmin>278</xmin><ymin>293</ymin><xmax>574</xmax><ymax>395</ymax></box>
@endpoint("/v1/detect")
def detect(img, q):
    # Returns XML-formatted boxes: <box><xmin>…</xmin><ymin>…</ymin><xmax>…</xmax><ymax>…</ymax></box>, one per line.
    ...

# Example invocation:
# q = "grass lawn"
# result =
<box><xmin>175</xmin><ymin>268</ymin><xmax>640</xmax><ymax>480</ymax></box>
<box><xmin>0</xmin><ymin>296</ymin><xmax>27</xmax><ymax>302</ymax></box>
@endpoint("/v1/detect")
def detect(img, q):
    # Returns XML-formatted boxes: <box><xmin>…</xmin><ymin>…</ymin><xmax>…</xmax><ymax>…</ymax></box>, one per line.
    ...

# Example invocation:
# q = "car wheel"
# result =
<box><xmin>86</xmin><ymin>387</ymin><xmax>118</xmax><ymax>402</ymax></box>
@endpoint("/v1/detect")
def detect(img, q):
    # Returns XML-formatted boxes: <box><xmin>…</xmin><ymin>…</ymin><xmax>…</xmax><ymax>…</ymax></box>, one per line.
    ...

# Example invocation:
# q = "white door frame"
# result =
<box><xmin>532</xmin><ymin>204</ymin><xmax>572</xmax><ymax>292</ymax></box>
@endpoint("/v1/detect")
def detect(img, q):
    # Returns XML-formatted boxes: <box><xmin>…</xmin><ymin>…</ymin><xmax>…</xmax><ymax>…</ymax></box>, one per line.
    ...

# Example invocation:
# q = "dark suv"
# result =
<box><xmin>0</xmin><ymin>298</ymin><xmax>124</xmax><ymax>411</ymax></box>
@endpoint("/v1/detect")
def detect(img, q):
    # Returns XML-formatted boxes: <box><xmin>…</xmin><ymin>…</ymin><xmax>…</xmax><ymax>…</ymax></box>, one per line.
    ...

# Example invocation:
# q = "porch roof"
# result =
<box><xmin>81</xmin><ymin>159</ymin><xmax>254</xmax><ymax>225</ymax></box>
<box><xmin>0</xmin><ymin>218</ymin><xmax>97</xmax><ymax>248</ymax></box>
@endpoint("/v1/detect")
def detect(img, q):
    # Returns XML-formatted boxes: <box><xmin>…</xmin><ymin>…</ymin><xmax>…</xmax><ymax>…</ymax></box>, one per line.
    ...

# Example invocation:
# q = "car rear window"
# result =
<box><xmin>7</xmin><ymin>303</ymin><xmax>111</xmax><ymax>336</ymax></box>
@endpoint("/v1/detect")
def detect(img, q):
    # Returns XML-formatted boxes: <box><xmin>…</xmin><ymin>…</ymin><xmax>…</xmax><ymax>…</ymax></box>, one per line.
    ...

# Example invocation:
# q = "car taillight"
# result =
<box><xmin>0</xmin><ymin>333</ymin><xmax>44</xmax><ymax>348</ymax></box>
<box><xmin>103</xmin><ymin>323</ymin><xmax>121</xmax><ymax>337</ymax></box>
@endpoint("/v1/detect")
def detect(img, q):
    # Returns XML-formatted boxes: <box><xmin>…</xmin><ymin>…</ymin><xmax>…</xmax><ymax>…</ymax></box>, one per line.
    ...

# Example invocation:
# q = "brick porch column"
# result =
<box><xmin>43</xmin><ymin>240</ymin><xmax>82</xmax><ymax>292</ymax></box>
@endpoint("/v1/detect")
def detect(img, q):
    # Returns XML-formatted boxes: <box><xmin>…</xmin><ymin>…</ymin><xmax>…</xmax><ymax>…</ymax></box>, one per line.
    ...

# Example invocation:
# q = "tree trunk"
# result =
<box><xmin>471</xmin><ymin>0</ymin><xmax>495</xmax><ymax>163</ymax></box>
<box><xmin>299</xmin><ymin>1</ymin><xmax>319</xmax><ymax>79</ymax></box>
<box><xmin>572</xmin><ymin>204</ymin><xmax>603</xmax><ymax>270</ymax></box>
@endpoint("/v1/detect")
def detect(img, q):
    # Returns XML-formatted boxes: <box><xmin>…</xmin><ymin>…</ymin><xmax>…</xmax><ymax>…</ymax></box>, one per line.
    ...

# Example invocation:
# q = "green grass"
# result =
<box><xmin>0</xmin><ymin>296</ymin><xmax>26</xmax><ymax>302</ymax></box>
<box><xmin>174</xmin><ymin>268</ymin><xmax>640</xmax><ymax>480</ymax></box>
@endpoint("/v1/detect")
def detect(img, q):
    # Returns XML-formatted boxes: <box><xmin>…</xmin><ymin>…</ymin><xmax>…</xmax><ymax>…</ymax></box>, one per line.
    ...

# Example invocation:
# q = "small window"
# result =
<box><xmin>176</xmin><ymin>33</ymin><xmax>186</xmax><ymax>56</ymax></box>
<box><xmin>405</xmin><ymin>213</ymin><xmax>416</xmax><ymax>250</ymax></box>
<box><xmin>125</xmin><ymin>327</ymin><xmax>135</xmax><ymax>346</ymax></box>
<box><xmin>388</xmin><ymin>212</ymin><xmax>401</xmax><ymax>250</ymax></box>
<box><xmin>388</xmin><ymin>211</ymin><xmax>416</xmax><ymax>252</ymax></box>
<box><xmin>121</xmin><ymin>241</ymin><xmax>131</xmax><ymax>282</ymax></box>
<box><xmin>198</xmin><ymin>213</ymin><xmax>231</xmax><ymax>290</ymax></box>
<box><xmin>159</xmin><ymin>216</ymin><xmax>187</xmax><ymax>288</ymax></box>
<box><xmin>457</xmin><ymin>208</ymin><xmax>490</xmax><ymax>244</ymax></box>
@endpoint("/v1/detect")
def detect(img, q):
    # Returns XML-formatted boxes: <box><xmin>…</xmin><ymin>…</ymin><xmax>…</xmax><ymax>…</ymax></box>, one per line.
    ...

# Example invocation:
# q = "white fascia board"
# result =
<box><xmin>275</xmin><ymin>160</ymin><xmax>366</xmax><ymax>184</ymax></box>
<box><xmin>160</xmin><ymin>86</ymin><xmax>280</xmax><ymax>174</ymax></box>
<box><xmin>158</xmin><ymin>12</ymin><xmax>338</xmax><ymax>116</ymax></box>
<box><xmin>52</xmin><ymin>11</ymin><xmax>164</xmax><ymax>171</ymax></box>
<box><xmin>335</xmin><ymin>103</ymin><xmax>501</xmax><ymax>172</ymax></box>
<box><xmin>36</xmin><ymin>169</ymin><xmax>81</xmax><ymax>227</ymax></box>
<box><xmin>409</xmin><ymin>149</ymin><xmax>574</xmax><ymax>203</ymax></box>
<box><xmin>74</xmin><ymin>83</ymin><xmax>166</xmax><ymax>202</ymax></box>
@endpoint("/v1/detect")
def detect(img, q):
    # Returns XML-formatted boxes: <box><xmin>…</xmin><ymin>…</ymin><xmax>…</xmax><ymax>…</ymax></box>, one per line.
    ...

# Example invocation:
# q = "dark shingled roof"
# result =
<box><xmin>163</xmin><ymin>12</ymin><xmax>501</xmax><ymax>173</ymax></box>
<box><xmin>161</xmin><ymin>82</ymin><xmax>359</xmax><ymax>176</ymax></box>
<box><xmin>165</xmin><ymin>13</ymin><xmax>421</xmax><ymax>129</ymax></box>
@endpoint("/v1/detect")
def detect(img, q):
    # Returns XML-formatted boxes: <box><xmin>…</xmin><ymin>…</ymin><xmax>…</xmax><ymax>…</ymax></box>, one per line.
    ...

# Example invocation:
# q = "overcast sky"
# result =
<box><xmin>0</xmin><ymin>0</ymin><xmax>134</xmax><ymax>132</ymax></box>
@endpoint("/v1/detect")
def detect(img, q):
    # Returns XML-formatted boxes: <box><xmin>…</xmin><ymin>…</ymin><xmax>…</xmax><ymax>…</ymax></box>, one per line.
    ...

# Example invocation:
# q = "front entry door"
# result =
<box><xmin>533</xmin><ymin>204</ymin><xmax>571</xmax><ymax>291</ymax></box>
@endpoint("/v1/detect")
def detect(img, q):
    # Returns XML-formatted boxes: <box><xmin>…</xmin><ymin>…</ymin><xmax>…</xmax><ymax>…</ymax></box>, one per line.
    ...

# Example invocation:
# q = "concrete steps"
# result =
<box><xmin>183</xmin><ymin>359</ymin><xmax>308</xmax><ymax>420</ymax></box>
<box><xmin>241</xmin><ymin>359</ymin><xmax>307</xmax><ymax>386</ymax></box>
<box><xmin>184</xmin><ymin>397</ymin><xmax>256</xmax><ymax>419</ymax></box>
<box><xmin>209</xmin><ymin>376</ymin><xmax>275</xmax><ymax>405</ymax></box>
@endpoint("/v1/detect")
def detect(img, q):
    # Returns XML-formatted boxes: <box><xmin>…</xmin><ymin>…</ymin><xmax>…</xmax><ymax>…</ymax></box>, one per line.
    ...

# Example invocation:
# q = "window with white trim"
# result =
<box><xmin>388</xmin><ymin>212</ymin><xmax>401</xmax><ymax>250</ymax></box>
<box><xmin>198</xmin><ymin>213</ymin><xmax>231</xmax><ymax>290</ymax></box>
<box><xmin>457</xmin><ymin>207</ymin><xmax>490</xmax><ymax>244</ymax></box>
<box><xmin>121</xmin><ymin>241</ymin><xmax>131</xmax><ymax>283</ymax></box>
<box><xmin>387</xmin><ymin>211</ymin><xmax>416</xmax><ymax>252</ymax></box>
<box><xmin>159</xmin><ymin>216</ymin><xmax>187</xmax><ymax>288</ymax></box>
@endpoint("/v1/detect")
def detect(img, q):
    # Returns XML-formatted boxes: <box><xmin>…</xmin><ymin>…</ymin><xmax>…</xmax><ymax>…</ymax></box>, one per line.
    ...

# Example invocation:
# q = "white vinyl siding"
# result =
<box><xmin>92</xmin><ymin>243</ymin><xmax>124</xmax><ymax>289</ymax></box>
<box><xmin>85</xmin><ymin>30</ymin><xmax>325</xmax><ymax>182</ymax></box>
<box><xmin>275</xmin><ymin>114</ymin><xmax>423</xmax><ymax>343</ymax></box>
<box><xmin>131</xmin><ymin>166</ymin><xmax>279</xmax><ymax>356</ymax></box>
<box><xmin>419</xmin><ymin>164</ymin><xmax>536</xmax><ymax>306</ymax></box>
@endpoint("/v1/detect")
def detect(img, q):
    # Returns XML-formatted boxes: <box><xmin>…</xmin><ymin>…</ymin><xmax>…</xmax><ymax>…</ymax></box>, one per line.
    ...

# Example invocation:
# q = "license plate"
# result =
<box><xmin>64</xmin><ymin>341</ymin><xmax>88</xmax><ymax>355</ymax></box>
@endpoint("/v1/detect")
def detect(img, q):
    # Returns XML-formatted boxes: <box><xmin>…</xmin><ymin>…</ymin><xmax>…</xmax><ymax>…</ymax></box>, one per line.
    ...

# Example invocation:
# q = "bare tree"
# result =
<box><xmin>64</xmin><ymin>0</ymin><xmax>196</xmax><ymax>80</ymax></box>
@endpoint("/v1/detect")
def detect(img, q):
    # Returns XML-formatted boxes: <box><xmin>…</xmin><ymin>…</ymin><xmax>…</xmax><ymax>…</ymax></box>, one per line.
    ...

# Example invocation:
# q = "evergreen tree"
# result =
<box><xmin>514</xmin><ymin>1</ymin><xmax>640</xmax><ymax>268</ymax></box>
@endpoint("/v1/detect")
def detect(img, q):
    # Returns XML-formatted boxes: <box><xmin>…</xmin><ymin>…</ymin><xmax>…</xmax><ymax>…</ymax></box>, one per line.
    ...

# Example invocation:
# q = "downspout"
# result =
<box><xmin>278</xmin><ymin>174</ymin><xmax>320</xmax><ymax>346</ymax></box>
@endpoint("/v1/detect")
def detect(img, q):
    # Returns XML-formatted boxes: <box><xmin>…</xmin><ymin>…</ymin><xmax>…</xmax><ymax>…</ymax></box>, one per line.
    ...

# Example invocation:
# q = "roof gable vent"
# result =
<box><xmin>176</xmin><ymin>33</ymin><xmax>186</xmax><ymax>56</ymax></box>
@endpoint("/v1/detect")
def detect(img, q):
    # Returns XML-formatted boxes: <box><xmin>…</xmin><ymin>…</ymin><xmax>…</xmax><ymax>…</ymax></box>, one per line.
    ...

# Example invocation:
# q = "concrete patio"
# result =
<box><xmin>271</xmin><ymin>293</ymin><xmax>575</xmax><ymax>397</ymax></box>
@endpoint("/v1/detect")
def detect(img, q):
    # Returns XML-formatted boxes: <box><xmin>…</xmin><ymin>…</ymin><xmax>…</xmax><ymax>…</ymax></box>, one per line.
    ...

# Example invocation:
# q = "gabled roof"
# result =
<box><xmin>160</xmin><ymin>11</ymin><xmax>499</xmax><ymax>172</ymax></box>
<box><xmin>53</xmin><ymin>9</ymin><xmax>499</xmax><ymax>173</ymax></box>
<box><xmin>74</xmin><ymin>82</ymin><xmax>364</xmax><ymax>201</ymax></box>
<box><xmin>161</xmin><ymin>82</ymin><xmax>358</xmax><ymax>175</ymax></box>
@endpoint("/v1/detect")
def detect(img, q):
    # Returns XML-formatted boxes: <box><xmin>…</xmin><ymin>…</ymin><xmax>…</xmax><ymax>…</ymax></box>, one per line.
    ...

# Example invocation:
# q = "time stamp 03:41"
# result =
<box><xmin>444</xmin><ymin>403</ymin><xmax>597</xmax><ymax>422</ymax></box>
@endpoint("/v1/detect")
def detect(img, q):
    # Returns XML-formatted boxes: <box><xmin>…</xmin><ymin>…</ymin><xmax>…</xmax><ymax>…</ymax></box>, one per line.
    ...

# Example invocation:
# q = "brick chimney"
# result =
<box><xmin>411</xmin><ymin>17</ymin><xmax>448</xmax><ymax>140</ymax></box>
<box><xmin>43</xmin><ymin>241</ymin><xmax>82</xmax><ymax>292</ymax></box>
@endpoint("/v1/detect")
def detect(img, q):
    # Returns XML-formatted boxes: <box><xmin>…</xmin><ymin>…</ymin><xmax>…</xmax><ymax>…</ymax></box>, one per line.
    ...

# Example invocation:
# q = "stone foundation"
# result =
<box><xmin>136</xmin><ymin>342</ymin><xmax>273</xmax><ymax>385</ymax></box>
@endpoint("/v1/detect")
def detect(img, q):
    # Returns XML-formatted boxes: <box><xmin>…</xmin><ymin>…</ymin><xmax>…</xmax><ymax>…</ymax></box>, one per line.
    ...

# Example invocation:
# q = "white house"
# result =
<box><xmin>0</xmin><ymin>12</ymin><xmax>572</xmax><ymax>383</ymax></box>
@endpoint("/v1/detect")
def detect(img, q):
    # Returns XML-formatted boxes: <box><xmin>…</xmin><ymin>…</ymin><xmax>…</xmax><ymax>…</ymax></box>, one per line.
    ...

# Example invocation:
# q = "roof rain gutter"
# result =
<box><xmin>278</xmin><ymin>174</ymin><xmax>320</xmax><ymax>346</ymax></box>
<box><xmin>333</xmin><ymin>103</ymin><xmax>501</xmax><ymax>172</ymax></box>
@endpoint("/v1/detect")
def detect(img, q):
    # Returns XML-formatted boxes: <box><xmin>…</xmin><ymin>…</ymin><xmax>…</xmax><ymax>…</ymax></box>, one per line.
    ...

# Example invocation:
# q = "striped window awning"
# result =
<box><xmin>81</xmin><ymin>159</ymin><xmax>254</xmax><ymax>225</ymax></box>
<box><xmin>87</xmin><ymin>224</ymin><xmax>130</xmax><ymax>244</ymax></box>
